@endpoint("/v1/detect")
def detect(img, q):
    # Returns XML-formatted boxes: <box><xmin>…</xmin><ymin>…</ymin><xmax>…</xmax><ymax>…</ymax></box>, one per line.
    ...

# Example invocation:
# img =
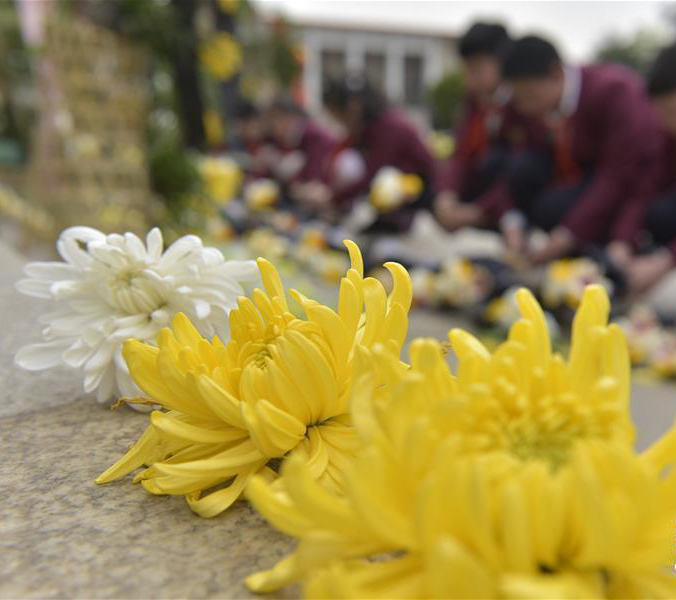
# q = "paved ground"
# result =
<box><xmin>2</xmin><ymin>236</ymin><xmax>676</xmax><ymax>599</ymax></box>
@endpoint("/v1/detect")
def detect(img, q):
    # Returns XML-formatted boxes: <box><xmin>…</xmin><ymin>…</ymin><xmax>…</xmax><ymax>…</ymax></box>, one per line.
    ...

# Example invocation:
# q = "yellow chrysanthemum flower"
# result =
<box><xmin>244</xmin><ymin>179</ymin><xmax>280</xmax><ymax>211</ymax></box>
<box><xmin>96</xmin><ymin>241</ymin><xmax>412</xmax><ymax>517</ymax></box>
<box><xmin>246</xmin><ymin>285</ymin><xmax>676</xmax><ymax>598</ymax></box>
<box><xmin>199</xmin><ymin>156</ymin><xmax>242</xmax><ymax>204</ymax></box>
<box><xmin>200</xmin><ymin>33</ymin><xmax>242</xmax><ymax>81</ymax></box>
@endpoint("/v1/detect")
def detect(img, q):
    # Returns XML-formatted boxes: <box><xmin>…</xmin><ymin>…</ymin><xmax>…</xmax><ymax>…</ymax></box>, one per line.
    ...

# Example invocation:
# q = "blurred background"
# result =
<box><xmin>1</xmin><ymin>0</ymin><xmax>674</xmax><ymax>246</ymax></box>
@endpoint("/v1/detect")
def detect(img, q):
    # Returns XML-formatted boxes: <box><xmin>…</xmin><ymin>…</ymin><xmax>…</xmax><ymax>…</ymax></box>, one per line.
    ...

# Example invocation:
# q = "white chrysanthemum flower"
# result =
<box><xmin>15</xmin><ymin>226</ymin><xmax>258</xmax><ymax>405</ymax></box>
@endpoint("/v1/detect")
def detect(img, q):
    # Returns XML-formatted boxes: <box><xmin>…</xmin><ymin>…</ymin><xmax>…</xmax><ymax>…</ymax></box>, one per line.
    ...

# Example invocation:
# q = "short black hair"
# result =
<box><xmin>233</xmin><ymin>99</ymin><xmax>260</xmax><ymax>121</ymax></box>
<box><xmin>269</xmin><ymin>96</ymin><xmax>306</xmax><ymax>118</ymax></box>
<box><xmin>322</xmin><ymin>73</ymin><xmax>386</xmax><ymax>120</ymax></box>
<box><xmin>648</xmin><ymin>42</ymin><xmax>676</xmax><ymax>97</ymax></box>
<box><xmin>502</xmin><ymin>35</ymin><xmax>562</xmax><ymax>80</ymax></box>
<box><xmin>459</xmin><ymin>22</ymin><xmax>511</xmax><ymax>59</ymax></box>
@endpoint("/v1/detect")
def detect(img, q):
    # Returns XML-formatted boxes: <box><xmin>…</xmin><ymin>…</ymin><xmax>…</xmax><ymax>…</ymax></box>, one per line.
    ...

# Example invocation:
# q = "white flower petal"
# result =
<box><xmin>124</xmin><ymin>232</ymin><xmax>147</xmax><ymax>261</ymax></box>
<box><xmin>56</xmin><ymin>237</ymin><xmax>93</xmax><ymax>268</ymax></box>
<box><xmin>15</xmin><ymin>278</ymin><xmax>53</xmax><ymax>298</ymax></box>
<box><xmin>150</xmin><ymin>308</ymin><xmax>170</xmax><ymax>325</ymax></box>
<box><xmin>95</xmin><ymin>363</ymin><xmax>117</xmax><ymax>403</ymax></box>
<box><xmin>62</xmin><ymin>339</ymin><xmax>96</xmax><ymax>368</ymax></box>
<box><xmin>85</xmin><ymin>342</ymin><xmax>116</xmax><ymax>375</ymax></box>
<box><xmin>48</xmin><ymin>313</ymin><xmax>106</xmax><ymax>336</ymax></box>
<box><xmin>87</xmin><ymin>243</ymin><xmax>129</xmax><ymax>269</ymax></box>
<box><xmin>69</xmin><ymin>298</ymin><xmax>109</xmax><ymax>314</ymax></box>
<box><xmin>50</xmin><ymin>280</ymin><xmax>83</xmax><ymax>299</ymax></box>
<box><xmin>23</xmin><ymin>262</ymin><xmax>80</xmax><ymax>281</ymax></box>
<box><xmin>113</xmin><ymin>321</ymin><xmax>160</xmax><ymax>343</ymax></box>
<box><xmin>15</xmin><ymin>340</ymin><xmax>70</xmax><ymax>370</ymax></box>
<box><xmin>114</xmin><ymin>314</ymin><xmax>148</xmax><ymax>328</ymax></box>
<box><xmin>193</xmin><ymin>299</ymin><xmax>211</xmax><ymax>319</ymax></box>
<box><xmin>217</xmin><ymin>259</ymin><xmax>260</xmax><ymax>281</ymax></box>
<box><xmin>114</xmin><ymin>349</ymin><xmax>146</xmax><ymax>408</ymax></box>
<box><xmin>61</xmin><ymin>226</ymin><xmax>106</xmax><ymax>244</ymax></box>
<box><xmin>146</xmin><ymin>227</ymin><xmax>163</xmax><ymax>261</ymax></box>
<box><xmin>157</xmin><ymin>235</ymin><xmax>202</xmax><ymax>271</ymax></box>
<box><xmin>105</xmin><ymin>233</ymin><xmax>125</xmax><ymax>247</ymax></box>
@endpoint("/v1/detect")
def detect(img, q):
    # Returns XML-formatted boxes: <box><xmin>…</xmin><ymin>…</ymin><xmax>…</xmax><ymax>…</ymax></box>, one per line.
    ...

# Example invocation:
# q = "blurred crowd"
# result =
<box><xmin>226</xmin><ymin>22</ymin><xmax>676</xmax><ymax>298</ymax></box>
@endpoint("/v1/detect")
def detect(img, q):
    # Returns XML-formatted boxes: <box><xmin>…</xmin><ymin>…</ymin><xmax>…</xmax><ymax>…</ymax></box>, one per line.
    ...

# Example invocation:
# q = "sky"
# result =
<box><xmin>257</xmin><ymin>1</ymin><xmax>676</xmax><ymax>61</ymax></box>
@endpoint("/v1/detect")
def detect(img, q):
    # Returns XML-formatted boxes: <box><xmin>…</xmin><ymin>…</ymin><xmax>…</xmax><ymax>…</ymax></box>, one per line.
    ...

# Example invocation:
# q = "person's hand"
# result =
<box><xmin>626</xmin><ymin>250</ymin><xmax>675</xmax><ymax>294</ymax></box>
<box><xmin>433</xmin><ymin>191</ymin><xmax>459</xmax><ymax>226</ymax></box>
<box><xmin>251</xmin><ymin>144</ymin><xmax>281</xmax><ymax>173</ymax></box>
<box><xmin>607</xmin><ymin>241</ymin><xmax>633</xmax><ymax>271</ymax></box>
<box><xmin>528</xmin><ymin>227</ymin><xmax>576</xmax><ymax>265</ymax></box>
<box><xmin>502</xmin><ymin>224</ymin><xmax>528</xmax><ymax>266</ymax></box>
<box><xmin>433</xmin><ymin>191</ymin><xmax>483</xmax><ymax>231</ymax></box>
<box><xmin>293</xmin><ymin>181</ymin><xmax>331</xmax><ymax>213</ymax></box>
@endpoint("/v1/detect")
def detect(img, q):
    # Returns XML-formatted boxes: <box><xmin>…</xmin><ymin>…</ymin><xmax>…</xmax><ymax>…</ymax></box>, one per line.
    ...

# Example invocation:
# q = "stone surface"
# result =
<box><xmin>2</xmin><ymin>237</ymin><xmax>676</xmax><ymax>598</ymax></box>
<box><xmin>0</xmin><ymin>400</ymin><xmax>297</xmax><ymax>599</ymax></box>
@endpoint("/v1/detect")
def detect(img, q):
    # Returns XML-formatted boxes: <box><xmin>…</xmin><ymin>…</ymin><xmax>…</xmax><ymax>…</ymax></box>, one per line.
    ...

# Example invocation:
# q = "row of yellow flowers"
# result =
<box><xmin>95</xmin><ymin>239</ymin><xmax>676</xmax><ymax>598</ymax></box>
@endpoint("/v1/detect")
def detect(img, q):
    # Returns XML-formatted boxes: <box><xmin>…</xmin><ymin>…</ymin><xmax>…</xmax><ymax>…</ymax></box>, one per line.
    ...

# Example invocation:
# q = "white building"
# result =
<box><xmin>296</xmin><ymin>19</ymin><xmax>458</xmax><ymax>123</ymax></box>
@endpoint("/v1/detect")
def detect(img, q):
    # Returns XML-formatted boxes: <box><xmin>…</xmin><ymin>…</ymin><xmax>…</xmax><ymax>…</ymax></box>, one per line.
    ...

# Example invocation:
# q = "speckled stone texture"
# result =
<box><xmin>2</xmin><ymin>237</ymin><xmax>676</xmax><ymax>598</ymax></box>
<box><xmin>0</xmin><ymin>400</ymin><xmax>297</xmax><ymax>599</ymax></box>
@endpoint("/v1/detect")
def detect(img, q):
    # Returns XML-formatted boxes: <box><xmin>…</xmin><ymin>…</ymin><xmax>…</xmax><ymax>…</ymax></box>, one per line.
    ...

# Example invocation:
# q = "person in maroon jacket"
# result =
<box><xmin>320</xmin><ymin>75</ymin><xmax>435</xmax><ymax>232</ymax></box>
<box><xmin>500</xmin><ymin>35</ymin><xmax>663</xmax><ymax>265</ymax></box>
<box><xmin>434</xmin><ymin>22</ymin><xmax>513</xmax><ymax>230</ymax></box>
<box><xmin>232</xmin><ymin>100</ymin><xmax>275</xmax><ymax>179</ymax></box>
<box><xmin>624</xmin><ymin>43</ymin><xmax>676</xmax><ymax>292</ymax></box>
<box><xmin>267</xmin><ymin>98</ymin><xmax>338</xmax><ymax>186</ymax></box>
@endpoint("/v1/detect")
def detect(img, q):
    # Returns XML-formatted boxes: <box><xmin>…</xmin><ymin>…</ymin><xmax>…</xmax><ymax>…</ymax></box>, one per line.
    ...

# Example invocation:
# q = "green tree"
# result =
<box><xmin>595</xmin><ymin>29</ymin><xmax>663</xmax><ymax>74</ymax></box>
<box><xmin>0</xmin><ymin>0</ymin><xmax>34</xmax><ymax>164</ymax></box>
<box><xmin>427</xmin><ymin>71</ymin><xmax>464</xmax><ymax>130</ymax></box>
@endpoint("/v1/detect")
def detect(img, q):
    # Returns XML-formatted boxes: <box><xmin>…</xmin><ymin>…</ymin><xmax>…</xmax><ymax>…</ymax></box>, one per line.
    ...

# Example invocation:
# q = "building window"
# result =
<box><xmin>320</xmin><ymin>49</ymin><xmax>346</xmax><ymax>89</ymax></box>
<box><xmin>403</xmin><ymin>54</ymin><xmax>424</xmax><ymax>106</ymax></box>
<box><xmin>364</xmin><ymin>52</ymin><xmax>385</xmax><ymax>93</ymax></box>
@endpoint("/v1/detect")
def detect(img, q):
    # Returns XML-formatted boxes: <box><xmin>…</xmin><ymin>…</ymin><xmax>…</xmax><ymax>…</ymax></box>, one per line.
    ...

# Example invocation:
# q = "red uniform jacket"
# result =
<box><xmin>657</xmin><ymin>134</ymin><xmax>676</xmax><ymax>257</ymax></box>
<box><xmin>295</xmin><ymin>120</ymin><xmax>338</xmax><ymax>183</ymax></box>
<box><xmin>332</xmin><ymin>108</ymin><xmax>434</xmax><ymax>207</ymax></box>
<box><xmin>478</xmin><ymin>65</ymin><xmax>664</xmax><ymax>246</ymax></box>
<box><xmin>659</xmin><ymin>134</ymin><xmax>676</xmax><ymax>194</ymax></box>
<box><xmin>270</xmin><ymin>120</ymin><xmax>337</xmax><ymax>184</ymax></box>
<box><xmin>558</xmin><ymin>65</ymin><xmax>663</xmax><ymax>245</ymax></box>
<box><xmin>469</xmin><ymin>101</ymin><xmax>551</xmax><ymax>222</ymax></box>
<box><xmin>436</xmin><ymin>96</ymin><xmax>513</xmax><ymax>196</ymax></box>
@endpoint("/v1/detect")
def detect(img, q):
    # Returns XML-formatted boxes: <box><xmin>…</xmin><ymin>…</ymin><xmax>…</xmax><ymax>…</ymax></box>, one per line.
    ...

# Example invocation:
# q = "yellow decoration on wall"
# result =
<box><xmin>200</xmin><ymin>33</ymin><xmax>243</xmax><ymax>81</ymax></box>
<box><xmin>217</xmin><ymin>0</ymin><xmax>239</xmax><ymax>15</ymax></box>
<box><xmin>203</xmin><ymin>109</ymin><xmax>224</xmax><ymax>148</ymax></box>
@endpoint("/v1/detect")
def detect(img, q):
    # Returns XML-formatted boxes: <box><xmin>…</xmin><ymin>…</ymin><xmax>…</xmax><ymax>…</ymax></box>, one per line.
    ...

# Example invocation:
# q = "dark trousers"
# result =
<box><xmin>644</xmin><ymin>187</ymin><xmax>676</xmax><ymax>247</ymax></box>
<box><xmin>461</xmin><ymin>146</ymin><xmax>508</xmax><ymax>203</ymax></box>
<box><xmin>509</xmin><ymin>151</ymin><xmax>590</xmax><ymax>232</ymax></box>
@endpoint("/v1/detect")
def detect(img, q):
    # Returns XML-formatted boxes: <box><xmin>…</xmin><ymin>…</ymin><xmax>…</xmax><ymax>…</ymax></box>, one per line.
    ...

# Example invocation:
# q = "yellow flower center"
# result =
<box><xmin>507</xmin><ymin>430</ymin><xmax>573</xmax><ymax>469</ymax></box>
<box><xmin>253</xmin><ymin>346</ymin><xmax>272</xmax><ymax>369</ymax></box>
<box><xmin>455</xmin><ymin>388</ymin><xmax>622</xmax><ymax>470</ymax></box>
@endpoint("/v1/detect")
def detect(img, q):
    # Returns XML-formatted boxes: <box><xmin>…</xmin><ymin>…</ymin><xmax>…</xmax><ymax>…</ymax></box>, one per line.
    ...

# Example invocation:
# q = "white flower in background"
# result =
<box><xmin>541</xmin><ymin>257</ymin><xmax>614</xmax><ymax>310</ymax></box>
<box><xmin>369</xmin><ymin>166</ymin><xmax>423</xmax><ymax>213</ymax></box>
<box><xmin>15</xmin><ymin>226</ymin><xmax>259</xmax><ymax>405</ymax></box>
<box><xmin>244</xmin><ymin>178</ymin><xmax>280</xmax><ymax>211</ymax></box>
